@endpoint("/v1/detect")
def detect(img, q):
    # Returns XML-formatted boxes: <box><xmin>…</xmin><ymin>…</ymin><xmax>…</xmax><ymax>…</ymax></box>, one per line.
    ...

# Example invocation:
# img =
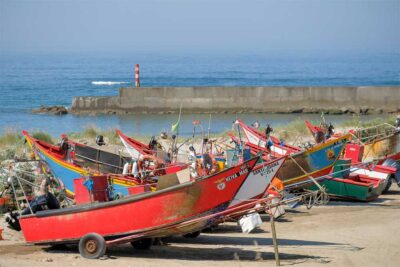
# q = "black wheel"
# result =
<box><xmin>78</xmin><ymin>233</ymin><xmax>106</xmax><ymax>259</ymax></box>
<box><xmin>183</xmin><ymin>231</ymin><xmax>201</xmax><ymax>238</ymax></box>
<box><xmin>131</xmin><ymin>238</ymin><xmax>153</xmax><ymax>250</ymax></box>
<box><xmin>382</xmin><ymin>177</ymin><xmax>393</xmax><ymax>194</ymax></box>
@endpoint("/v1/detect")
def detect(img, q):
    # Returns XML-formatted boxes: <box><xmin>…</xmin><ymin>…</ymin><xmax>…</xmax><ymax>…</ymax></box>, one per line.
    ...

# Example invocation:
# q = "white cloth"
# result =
<box><xmin>238</xmin><ymin>213</ymin><xmax>262</xmax><ymax>233</ymax></box>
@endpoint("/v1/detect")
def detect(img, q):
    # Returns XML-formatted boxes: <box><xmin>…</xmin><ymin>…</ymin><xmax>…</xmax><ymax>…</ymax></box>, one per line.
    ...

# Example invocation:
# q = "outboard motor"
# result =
<box><xmin>96</xmin><ymin>135</ymin><xmax>105</xmax><ymax>146</ymax></box>
<box><xmin>148</xmin><ymin>136</ymin><xmax>158</xmax><ymax>150</ymax></box>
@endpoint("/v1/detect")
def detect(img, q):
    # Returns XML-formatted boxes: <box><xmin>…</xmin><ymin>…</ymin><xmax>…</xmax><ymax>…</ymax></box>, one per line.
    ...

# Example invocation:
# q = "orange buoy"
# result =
<box><xmin>267</xmin><ymin>177</ymin><xmax>284</xmax><ymax>195</ymax></box>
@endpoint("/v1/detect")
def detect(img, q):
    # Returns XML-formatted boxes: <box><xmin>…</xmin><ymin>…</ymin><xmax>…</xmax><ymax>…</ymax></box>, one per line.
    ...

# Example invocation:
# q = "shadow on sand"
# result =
<box><xmin>46</xmin><ymin>243</ymin><xmax>328</xmax><ymax>263</ymax></box>
<box><xmin>44</xmin><ymin>234</ymin><xmax>357</xmax><ymax>264</ymax></box>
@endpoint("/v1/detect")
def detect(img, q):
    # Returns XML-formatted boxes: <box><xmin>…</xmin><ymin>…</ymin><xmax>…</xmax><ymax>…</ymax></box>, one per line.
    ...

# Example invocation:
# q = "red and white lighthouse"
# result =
<box><xmin>135</xmin><ymin>64</ymin><xmax>140</xmax><ymax>87</ymax></box>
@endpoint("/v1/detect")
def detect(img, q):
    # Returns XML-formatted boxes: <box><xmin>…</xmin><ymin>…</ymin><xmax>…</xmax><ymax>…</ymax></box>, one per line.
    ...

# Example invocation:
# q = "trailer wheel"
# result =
<box><xmin>79</xmin><ymin>233</ymin><xmax>106</xmax><ymax>259</ymax></box>
<box><xmin>183</xmin><ymin>231</ymin><xmax>201</xmax><ymax>238</ymax></box>
<box><xmin>383</xmin><ymin>177</ymin><xmax>393</xmax><ymax>193</ymax></box>
<box><xmin>131</xmin><ymin>238</ymin><xmax>153</xmax><ymax>250</ymax></box>
<box><xmin>382</xmin><ymin>159</ymin><xmax>400</xmax><ymax>193</ymax></box>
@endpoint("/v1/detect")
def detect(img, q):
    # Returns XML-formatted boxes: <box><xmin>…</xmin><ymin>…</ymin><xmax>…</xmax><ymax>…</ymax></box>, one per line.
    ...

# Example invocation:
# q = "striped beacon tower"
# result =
<box><xmin>135</xmin><ymin>64</ymin><xmax>140</xmax><ymax>87</ymax></box>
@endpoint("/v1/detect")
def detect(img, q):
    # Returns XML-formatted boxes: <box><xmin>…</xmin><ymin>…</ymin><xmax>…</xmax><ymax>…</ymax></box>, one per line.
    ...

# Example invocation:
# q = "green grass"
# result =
<box><xmin>0</xmin><ymin>128</ymin><xmax>23</xmax><ymax>148</ymax></box>
<box><xmin>274</xmin><ymin>119</ymin><xmax>310</xmax><ymax>142</ymax></box>
<box><xmin>32</xmin><ymin>131</ymin><xmax>54</xmax><ymax>144</ymax></box>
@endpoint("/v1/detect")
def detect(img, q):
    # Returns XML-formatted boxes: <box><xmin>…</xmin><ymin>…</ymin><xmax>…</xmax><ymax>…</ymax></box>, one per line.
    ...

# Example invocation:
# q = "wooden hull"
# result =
<box><xmin>229</xmin><ymin>156</ymin><xmax>286</xmax><ymax>207</ymax></box>
<box><xmin>235</xmin><ymin>120</ymin><xmax>350</xmax><ymax>188</ymax></box>
<box><xmin>362</xmin><ymin>132</ymin><xmax>400</xmax><ymax>161</ymax></box>
<box><xmin>116</xmin><ymin>129</ymin><xmax>152</xmax><ymax>159</ymax></box>
<box><xmin>309</xmin><ymin>175</ymin><xmax>385</xmax><ymax>202</ymax></box>
<box><xmin>22</xmin><ymin>131</ymin><xmax>141</xmax><ymax>197</ymax></box>
<box><xmin>19</xmin><ymin>157</ymin><xmax>258</xmax><ymax>244</ymax></box>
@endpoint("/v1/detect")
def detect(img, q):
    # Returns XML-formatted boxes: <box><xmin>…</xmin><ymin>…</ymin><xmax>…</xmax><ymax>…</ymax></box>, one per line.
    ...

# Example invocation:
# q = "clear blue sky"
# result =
<box><xmin>0</xmin><ymin>0</ymin><xmax>399</xmax><ymax>55</ymax></box>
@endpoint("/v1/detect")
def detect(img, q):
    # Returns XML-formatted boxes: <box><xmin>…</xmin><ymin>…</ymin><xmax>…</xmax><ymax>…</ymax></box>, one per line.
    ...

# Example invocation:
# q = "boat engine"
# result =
<box><xmin>96</xmin><ymin>135</ymin><xmax>105</xmax><ymax>146</ymax></box>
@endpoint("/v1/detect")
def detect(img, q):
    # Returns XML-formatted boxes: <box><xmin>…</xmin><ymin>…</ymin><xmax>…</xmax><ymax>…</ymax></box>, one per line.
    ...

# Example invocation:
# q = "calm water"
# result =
<box><xmin>0</xmin><ymin>52</ymin><xmax>399</xmax><ymax>136</ymax></box>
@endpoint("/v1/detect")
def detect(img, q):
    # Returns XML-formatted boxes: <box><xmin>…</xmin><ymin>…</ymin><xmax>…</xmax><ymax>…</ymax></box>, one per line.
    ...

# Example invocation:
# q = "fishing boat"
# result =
<box><xmin>307</xmin><ymin>159</ymin><xmax>386</xmax><ymax>201</ymax></box>
<box><xmin>116</xmin><ymin>129</ymin><xmax>153</xmax><ymax>159</ymax></box>
<box><xmin>22</xmin><ymin>131</ymin><xmax>147</xmax><ymax>198</ymax></box>
<box><xmin>305</xmin><ymin>120</ymin><xmax>400</xmax><ymax>161</ymax></box>
<box><xmin>231</xmin><ymin>119</ymin><xmax>350</xmax><ymax>189</ymax></box>
<box><xmin>18</xmin><ymin>157</ymin><xmax>259</xmax><ymax>258</ymax></box>
<box><xmin>305</xmin><ymin>121</ymin><xmax>400</xmax><ymax>191</ymax></box>
<box><xmin>117</xmin><ymin>128</ymin><xmax>287</xmax><ymax>207</ymax></box>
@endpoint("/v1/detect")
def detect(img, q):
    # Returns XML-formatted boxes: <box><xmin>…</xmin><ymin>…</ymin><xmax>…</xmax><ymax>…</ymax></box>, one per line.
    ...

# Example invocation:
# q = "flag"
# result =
<box><xmin>171</xmin><ymin>120</ymin><xmax>180</xmax><ymax>133</ymax></box>
<box><xmin>171</xmin><ymin>103</ymin><xmax>182</xmax><ymax>133</ymax></box>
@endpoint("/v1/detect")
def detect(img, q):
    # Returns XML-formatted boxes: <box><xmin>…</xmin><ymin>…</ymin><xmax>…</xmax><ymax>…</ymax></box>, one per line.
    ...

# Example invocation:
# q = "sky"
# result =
<box><xmin>0</xmin><ymin>0</ymin><xmax>399</xmax><ymax>56</ymax></box>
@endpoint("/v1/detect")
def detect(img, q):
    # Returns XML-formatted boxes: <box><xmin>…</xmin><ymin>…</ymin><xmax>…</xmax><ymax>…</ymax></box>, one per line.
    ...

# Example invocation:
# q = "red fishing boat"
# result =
<box><xmin>116</xmin><ymin>129</ymin><xmax>154</xmax><ymax>158</ymax></box>
<box><xmin>19</xmin><ymin>157</ymin><xmax>259</xmax><ymax>258</ymax></box>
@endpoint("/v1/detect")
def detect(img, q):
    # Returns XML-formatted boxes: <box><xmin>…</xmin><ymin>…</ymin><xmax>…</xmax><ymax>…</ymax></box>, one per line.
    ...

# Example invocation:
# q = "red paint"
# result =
<box><xmin>128</xmin><ymin>184</ymin><xmax>151</xmax><ymax>195</ymax></box>
<box><xmin>19</xmin><ymin>157</ymin><xmax>259</xmax><ymax>244</ymax></box>
<box><xmin>344</xmin><ymin>144</ymin><xmax>365</xmax><ymax>163</ymax></box>
<box><xmin>74</xmin><ymin>176</ymin><xmax>109</xmax><ymax>205</ymax></box>
<box><xmin>116</xmin><ymin>129</ymin><xmax>152</xmax><ymax>155</ymax></box>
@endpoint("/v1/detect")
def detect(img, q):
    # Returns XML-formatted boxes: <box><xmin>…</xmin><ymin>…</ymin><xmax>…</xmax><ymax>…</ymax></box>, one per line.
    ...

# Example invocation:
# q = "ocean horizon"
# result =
<box><xmin>0</xmin><ymin>52</ymin><xmax>399</xmax><ymax>136</ymax></box>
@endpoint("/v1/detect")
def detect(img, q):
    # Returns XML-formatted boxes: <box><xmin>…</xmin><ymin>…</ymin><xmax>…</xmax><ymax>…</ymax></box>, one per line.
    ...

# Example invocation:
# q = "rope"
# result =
<box><xmin>287</xmin><ymin>154</ymin><xmax>325</xmax><ymax>191</ymax></box>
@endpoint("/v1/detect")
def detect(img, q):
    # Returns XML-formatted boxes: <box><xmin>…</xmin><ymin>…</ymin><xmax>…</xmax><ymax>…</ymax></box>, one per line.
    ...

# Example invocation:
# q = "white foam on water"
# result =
<box><xmin>91</xmin><ymin>81</ymin><xmax>129</xmax><ymax>85</ymax></box>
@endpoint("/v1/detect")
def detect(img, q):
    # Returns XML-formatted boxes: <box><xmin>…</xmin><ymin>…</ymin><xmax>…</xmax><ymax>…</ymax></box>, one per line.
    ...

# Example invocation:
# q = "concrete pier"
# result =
<box><xmin>71</xmin><ymin>86</ymin><xmax>400</xmax><ymax>115</ymax></box>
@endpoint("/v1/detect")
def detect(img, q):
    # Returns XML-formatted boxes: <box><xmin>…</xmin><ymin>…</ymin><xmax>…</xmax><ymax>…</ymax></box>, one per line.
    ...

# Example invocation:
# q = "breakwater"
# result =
<box><xmin>71</xmin><ymin>86</ymin><xmax>400</xmax><ymax>115</ymax></box>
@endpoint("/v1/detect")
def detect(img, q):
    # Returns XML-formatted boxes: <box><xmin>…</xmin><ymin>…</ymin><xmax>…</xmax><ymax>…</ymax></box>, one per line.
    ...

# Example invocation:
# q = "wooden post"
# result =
<box><xmin>270</xmin><ymin>213</ymin><xmax>280</xmax><ymax>266</ymax></box>
<box><xmin>135</xmin><ymin>64</ymin><xmax>140</xmax><ymax>87</ymax></box>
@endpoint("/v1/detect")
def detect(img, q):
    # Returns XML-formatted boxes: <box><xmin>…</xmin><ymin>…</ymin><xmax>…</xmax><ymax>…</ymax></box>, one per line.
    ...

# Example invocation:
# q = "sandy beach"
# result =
<box><xmin>1</xmin><ymin>184</ymin><xmax>399</xmax><ymax>267</ymax></box>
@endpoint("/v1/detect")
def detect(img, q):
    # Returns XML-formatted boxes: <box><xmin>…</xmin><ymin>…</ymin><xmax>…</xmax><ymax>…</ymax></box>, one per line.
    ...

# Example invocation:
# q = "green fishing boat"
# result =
<box><xmin>308</xmin><ymin>159</ymin><xmax>385</xmax><ymax>202</ymax></box>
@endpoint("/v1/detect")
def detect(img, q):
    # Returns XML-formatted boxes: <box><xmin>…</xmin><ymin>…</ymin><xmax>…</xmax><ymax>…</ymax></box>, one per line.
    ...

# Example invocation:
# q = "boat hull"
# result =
<box><xmin>23</xmin><ymin>131</ymin><xmax>139</xmax><ymax>197</ymax></box>
<box><xmin>362</xmin><ymin>132</ymin><xmax>400</xmax><ymax>161</ymax></box>
<box><xmin>19</xmin><ymin>157</ymin><xmax>258</xmax><ymax>244</ymax></box>
<box><xmin>234</xmin><ymin>120</ymin><xmax>349</xmax><ymax>188</ymax></box>
<box><xmin>309</xmin><ymin>176</ymin><xmax>385</xmax><ymax>202</ymax></box>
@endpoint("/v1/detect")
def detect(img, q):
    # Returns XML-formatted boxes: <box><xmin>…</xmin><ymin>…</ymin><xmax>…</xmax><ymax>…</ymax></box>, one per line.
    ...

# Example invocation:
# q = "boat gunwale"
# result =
<box><xmin>19</xmin><ymin>156</ymin><xmax>259</xmax><ymax>219</ymax></box>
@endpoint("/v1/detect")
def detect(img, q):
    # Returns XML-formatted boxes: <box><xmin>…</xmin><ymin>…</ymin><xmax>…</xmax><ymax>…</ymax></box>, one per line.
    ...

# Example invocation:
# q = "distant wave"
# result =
<box><xmin>91</xmin><ymin>81</ymin><xmax>129</xmax><ymax>85</ymax></box>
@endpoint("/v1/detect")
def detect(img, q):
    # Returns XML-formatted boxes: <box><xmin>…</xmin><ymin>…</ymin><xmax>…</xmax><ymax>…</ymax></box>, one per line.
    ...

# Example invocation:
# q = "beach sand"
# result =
<box><xmin>0</xmin><ymin>184</ymin><xmax>399</xmax><ymax>267</ymax></box>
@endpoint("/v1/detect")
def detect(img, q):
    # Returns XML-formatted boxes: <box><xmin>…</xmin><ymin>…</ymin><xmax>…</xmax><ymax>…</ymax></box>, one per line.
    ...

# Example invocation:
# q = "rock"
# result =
<box><xmin>341</xmin><ymin>107</ymin><xmax>350</xmax><ymax>114</ymax></box>
<box><xmin>328</xmin><ymin>109</ymin><xmax>344</xmax><ymax>115</ymax></box>
<box><xmin>32</xmin><ymin>105</ymin><xmax>68</xmax><ymax>115</ymax></box>
<box><xmin>290</xmin><ymin>108</ymin><xmax>304</xmax><ymax>114</ymax></box>
<box><xmin>303</xmin><ymin>108</ymin><xmax>318</xmax><ymax>114</ymax></box>
<box><xmin>359</xmin><ymin>108</ymin><xmax>370</xmax><ymax>115</ymax></box>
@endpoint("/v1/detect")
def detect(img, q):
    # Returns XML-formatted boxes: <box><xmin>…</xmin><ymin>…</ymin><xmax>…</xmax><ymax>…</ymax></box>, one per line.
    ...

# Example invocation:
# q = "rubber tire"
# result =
<box><xmin>131</xmin><ymin>238</ymin><xmax>153</xmax><ymax>250</ymax></box>
<box><xmin>382</xmin><ymin>159</ymin><xmax>400</xmax><ymax>192</ymax></box>
<box><xmin>382</xmin><ymin>177</ymin><xmax>393</xmax><ymax>194</ymax></box>
<box><xmin>183</xmin><ymin>231</ymin><xmax>201</xmax><ymax>238</ymax></box>
<box><xmin>78</xmin><ymin>233</ymin><xmax>107</xmax><ymax>259</ymax></box>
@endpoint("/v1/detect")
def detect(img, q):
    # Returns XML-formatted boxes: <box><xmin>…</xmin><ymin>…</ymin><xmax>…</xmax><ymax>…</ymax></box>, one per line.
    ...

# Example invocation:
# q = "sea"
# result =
<box><xmin>0</xmin><ymin>52</ymin><xmax>399</xmax><ymax>137</ymax></box>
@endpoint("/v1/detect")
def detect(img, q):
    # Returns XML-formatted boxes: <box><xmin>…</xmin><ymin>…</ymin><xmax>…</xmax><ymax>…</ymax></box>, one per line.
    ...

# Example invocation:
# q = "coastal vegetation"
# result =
<box><xmin>0</xmin><ymin>116</ymin><xmax>396</xmax><ymax>162</ymax></box>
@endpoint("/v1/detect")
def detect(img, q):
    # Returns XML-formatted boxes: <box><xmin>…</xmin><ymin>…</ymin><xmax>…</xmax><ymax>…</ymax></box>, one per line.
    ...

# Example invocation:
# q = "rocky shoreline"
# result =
<box><xmin>32</xmin><ymin>106</ymin><xmax>68</xmax><ymax>115</ymax></box>
<box><xmin>33</xmin><ymin>105</ymin><xmax>398</xmax><ymax>116</ymax></box>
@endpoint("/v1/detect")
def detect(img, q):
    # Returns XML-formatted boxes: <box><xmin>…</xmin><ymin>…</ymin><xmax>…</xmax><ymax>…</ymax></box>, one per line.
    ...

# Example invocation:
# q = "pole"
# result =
<box><xmin>135</xmin><ymin>64</ymin><xmax>140</xmax><ymax>87</ymax></box>
<box><xmin>270</xmin><ymin>212</ymin><xmax>280</xmax><ymax>266</ymax></box>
